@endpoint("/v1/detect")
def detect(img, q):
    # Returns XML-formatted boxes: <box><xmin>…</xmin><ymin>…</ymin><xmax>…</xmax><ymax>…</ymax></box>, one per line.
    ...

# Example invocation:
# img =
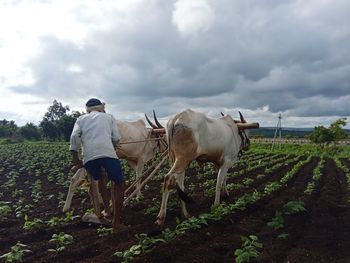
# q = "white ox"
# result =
<box><xmin>63</xmin><ymin>115</ymin><xmax>165</xmax><ymax>213</ymax></box>
<box><xmin>155</xmin><ymin>109</ymin><xmax>259</xmax><ymax>227</ymax></box>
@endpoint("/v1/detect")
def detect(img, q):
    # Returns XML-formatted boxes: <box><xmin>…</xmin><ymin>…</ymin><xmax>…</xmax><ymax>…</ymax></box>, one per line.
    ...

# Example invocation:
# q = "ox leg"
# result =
<box><xmin>155</xmin><ymin>169</ymin><xmax>188</xmax><ymax>228</ymax></box>
<box><xmin>129</xmin><ymin>161</ymin><xmax>143</xmax><ymax>197</ymax></box>
<box><xmin>221</xmin><ymin>176</ymin><xmax>229</xmax><ymax>199</ymax></box>
<box><xmin>62</xmin><ymin>168</ymin><xmax>86</xmax><ymax>213</ymax></box>
<box><xmin>135</xmin><ymin>162</ymin><xmax>144</xmax><ymax>197</ymax></box>
<box><xmin>177</xmin><ymin>172</ymin><xmax>190</xmax><ymax>219</ymax></box>
<box><xmin>156</xmin><ymin>173</ymin><xmax>171</xmax><ymax>228</ymax></box>
<box><xmin>87</xmin><ymin>174</ymin><xmax>102</xmax><ymax>218</ymax></box>
<box><xmin>214</xmin><ymin>166</ymin><xmax>229</xmax><ymax>206</ymax></box>
<box><xmin>156</xmin><ymin>160</ymin><xmax>188</xmax><ymax>227</ymax></box>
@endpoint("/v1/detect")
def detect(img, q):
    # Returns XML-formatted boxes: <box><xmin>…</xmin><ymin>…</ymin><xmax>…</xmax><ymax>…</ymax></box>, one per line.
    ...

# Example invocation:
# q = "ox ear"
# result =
<box><xmin>237</xmin><ymin>122</ymin><xmax>260</xmax><ymax>130</ymax></box>
<box><xmin>153</xmin><ymin>110</ymin><xmax>164</xmax><ymax>129</ymax></box>
<box><xmin>238</xmin><ymin>111</ymin><xmax>247</xmax><ymax>123</ymax></box>
<box><xmin>145</xmin><ymin>113</ymin><xmax>158</xmax><ymax>129</ymax></box>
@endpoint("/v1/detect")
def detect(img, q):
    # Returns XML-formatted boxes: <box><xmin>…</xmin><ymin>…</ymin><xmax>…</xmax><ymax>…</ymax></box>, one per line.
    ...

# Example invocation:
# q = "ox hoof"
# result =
<box><xmin>181</xmin><ymin>212</ymin><xmax>190</xmax><ymax>219</ymax></box>
<box><xmin>82</xmin><ymin>213</ymin><xmax>111</xmax><ymax>226</ymax></box>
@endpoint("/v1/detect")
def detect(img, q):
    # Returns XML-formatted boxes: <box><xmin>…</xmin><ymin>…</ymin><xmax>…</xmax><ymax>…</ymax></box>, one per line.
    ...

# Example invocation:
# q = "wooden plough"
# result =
<box><xmin>123</xmin><ymin>150</ymin><xmax>168</xmax><ymax>205</ymax></box>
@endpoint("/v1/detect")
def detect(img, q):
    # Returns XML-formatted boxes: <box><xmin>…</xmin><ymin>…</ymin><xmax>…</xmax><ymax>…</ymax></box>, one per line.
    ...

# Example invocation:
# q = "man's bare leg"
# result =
<box><xmin>111</xmin><ymin>181</ymin><xmax>127</xmax><ymax>233</ymax></box>
<box><xmin>99</xmin><ymin>170</ymin><xmax>112</xmax><ymax>218</ymax></box>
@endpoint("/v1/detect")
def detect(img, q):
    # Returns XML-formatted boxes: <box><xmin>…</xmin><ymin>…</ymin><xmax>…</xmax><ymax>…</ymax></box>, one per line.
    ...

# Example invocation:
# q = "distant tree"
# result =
<box><xmin>19</xmin><ymin>123</ymin><xmax>42</xmax><ymax>140</ymax></box>
<box><xmin>0</xmin><ymin>119</ymin><xmax>18</xmax><ymax>137</ymax></box>
<box><xmin>40</xmin><ymin>119</ymin><xmax>60</xmax><ymax>140</ymax></box>
<box><xmin>43</xmin><ymin>100</ymin><xmax>69</xmax><ymax>122</ymax></box>
<box><xmin>329</xmin><ymin>118</ymin><xmax>347</xmax><ymax>140</ymax></box>
<box><xmin>40</xmin><ymin>100</ymin><xmax>83</xmax><ymax>141</ymax></box>
<box><xmin>309</xmin><ymin>118</ymin><xmax>347</xmax><ymax>145</ymax></box>
<box><xmin>309</xmin><ymin>126</ymin><xmax>335</xmax><ymax>145</ymax></box>
<box><xmin>56</xmin><ymin>111</ymin><xmax>82</xmax><ymax>141</ymax></box>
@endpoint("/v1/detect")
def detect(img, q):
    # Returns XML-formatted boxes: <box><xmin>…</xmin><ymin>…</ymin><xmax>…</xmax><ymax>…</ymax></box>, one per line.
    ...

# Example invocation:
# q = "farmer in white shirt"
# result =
<box><xmin>70</xmin><ymin>98</ymin><xmax>126</xmax><ymax>233</ymax></box>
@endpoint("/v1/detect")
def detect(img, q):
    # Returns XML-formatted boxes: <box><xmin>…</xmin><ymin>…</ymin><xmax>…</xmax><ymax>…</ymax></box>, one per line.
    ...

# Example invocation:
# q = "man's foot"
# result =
<box><xmin>112</xmin><ymin>224</ymin><xmax>129</xmax><ymax>234</ymax></box>
<box><xmin>102</xmin><ymin>209</ymin><xmax>112</xmax><ymax>219</ymax></box>
<box><xmin>82</xmin><ymin>213</ymin><xmax>111</xmax><ymax>226</ymax></box>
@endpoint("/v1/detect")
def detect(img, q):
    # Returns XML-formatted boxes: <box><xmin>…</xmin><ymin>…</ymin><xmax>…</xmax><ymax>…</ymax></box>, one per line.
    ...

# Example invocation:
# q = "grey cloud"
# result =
<box><xmin>8</xmin><ymin>0</ymin><xmax>350</xmax><ymax>125</ymax></box>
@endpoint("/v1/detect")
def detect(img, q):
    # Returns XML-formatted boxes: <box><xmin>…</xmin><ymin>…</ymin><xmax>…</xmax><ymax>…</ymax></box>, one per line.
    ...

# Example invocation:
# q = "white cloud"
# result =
<box><xmin>172</xmin><ymin>0</ymin><xmax>215</xmax><ymax>37</ymax></box>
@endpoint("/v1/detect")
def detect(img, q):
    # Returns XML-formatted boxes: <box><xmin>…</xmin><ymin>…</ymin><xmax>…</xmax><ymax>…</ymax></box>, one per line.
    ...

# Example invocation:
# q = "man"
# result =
<box><xmin>69</xmin><ymin>98</ymin><xmax>127</xmax><ymax>233</ymax></box>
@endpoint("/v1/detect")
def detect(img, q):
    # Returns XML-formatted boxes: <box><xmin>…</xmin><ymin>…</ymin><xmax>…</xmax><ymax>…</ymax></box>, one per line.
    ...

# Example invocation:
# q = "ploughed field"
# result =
<box><xmin>0</xmin><ymin>142</ymin><xmax>350</xmax><ymax>263</ymax></box>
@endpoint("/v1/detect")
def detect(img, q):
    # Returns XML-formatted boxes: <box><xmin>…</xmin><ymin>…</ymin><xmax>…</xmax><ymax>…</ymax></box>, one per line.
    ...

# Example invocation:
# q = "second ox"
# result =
<box><xmin>63</xmin><ymin>113</ymin><xmax>166</xmax><ymax>214</ymax></box>
<box><xmin>155</xmin><ymin>109</ymin><xmax>259</xmax><ymax>227</ymax></box>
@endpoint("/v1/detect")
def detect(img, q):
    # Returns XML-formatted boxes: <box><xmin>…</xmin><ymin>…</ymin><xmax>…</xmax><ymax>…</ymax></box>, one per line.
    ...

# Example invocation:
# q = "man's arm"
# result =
<box><xmin>69</xmin><ymin>119</ymin><xmax>83</xmax><ymax>168</ymax></box>
<box><xmin>111</xmin><ymin>116</ymin><xmax>121</xmax><ymax>147</ymax></box>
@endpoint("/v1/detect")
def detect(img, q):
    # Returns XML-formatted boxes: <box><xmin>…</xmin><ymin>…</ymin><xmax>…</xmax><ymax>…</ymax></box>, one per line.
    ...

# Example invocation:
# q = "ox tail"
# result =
<box><xmin>166</xmin><ymin>114</ymin><xmax>179</xmax><ymax>163</ymax></box>
<box><xmin>176</xmin><ymin>184</ymin><xmax>195</xmax><ymax>204</ymax></box>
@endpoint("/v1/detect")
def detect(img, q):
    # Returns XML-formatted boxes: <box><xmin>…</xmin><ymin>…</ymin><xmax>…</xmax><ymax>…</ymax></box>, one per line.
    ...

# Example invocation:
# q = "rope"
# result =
<box><xmin>119</xmin><ymin>137</ymin><xmax>162</xmax><ymax>145</ymax></box>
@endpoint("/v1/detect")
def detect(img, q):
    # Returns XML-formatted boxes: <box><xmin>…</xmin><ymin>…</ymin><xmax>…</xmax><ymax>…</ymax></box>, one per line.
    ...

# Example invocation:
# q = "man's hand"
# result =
<box><xmin>116</xmin><ymin>143</ymin><xmax>122</xmax><ymax>150</ymax></box>
<box><xmin>70</xmin><ymin>150</ymin><xmax>83</xmax><ymax>173</ymax></box>
<box><xmin>70</xmin><ymin>160</ymin><xmax>83</xmax><ymax>173</ymax></box>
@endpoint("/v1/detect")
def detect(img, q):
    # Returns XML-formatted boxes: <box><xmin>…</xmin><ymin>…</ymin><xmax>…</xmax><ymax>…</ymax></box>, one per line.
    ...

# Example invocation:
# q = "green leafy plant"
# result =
<box><xmin>267</xmin><ymin>212</ymin><xmax>284</xmax><ymax>230</ymax></box>
<box><xmin>277</xmin><ymin>233</ymin><xmax>289</xmax><ymax>239</ymax></box>
<box><xmin>114</xmin><ymin>233</ymin><xmax>166</xmax><ymax>262</ymax></box>
<box><xmin>97</xmin><ymin>226</ymin><xmax>112</xmax><ymax>237</ymax></box>
<box><xmin>264</xmin><ymin>181</ymin><xmax>281</xmax><ymax>195</ymax></box>
<box><xmin>23</xmin><ymin>215</ymin><xmax>43</xmax><ymax>230</ymax></box>
<box><xmin>0</xmin><ymin>242</ymin><xmax>31</xmax><ymax>262</ymax></box>
<box><xmin>48</xmin><ymin>232</ymin><xmax>74</xmax><ymax>253</ymax></box>
<box><xmin>0</xmin><ymin>202</ymin><xmax>12</xmax><ymax>219</ymax></box>
<box><xmin>283</xmin><ymin>201</ymin><xmax>306</xmax><ymax>215</ymax></box>
<box><xmin>234</xmin><ymin>235</ymin><xmax>263</xmax><ymax>263</ymax></box>
<box><xmin>46</xmin><ymin>216</ymin><xmax>62</xmax><ymax>227</ymax></box>
<box><xmin>63</xmin><ymin>211</ymin><xmax>80</xmax><ymax>223</ymax></box>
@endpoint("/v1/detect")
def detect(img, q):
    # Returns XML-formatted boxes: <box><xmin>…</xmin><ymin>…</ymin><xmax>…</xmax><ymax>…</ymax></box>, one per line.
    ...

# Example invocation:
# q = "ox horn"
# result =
<box><xmin>145</xmin><ymin>113</ymin><xmax>158</xmax><ymax>129</ymax></box>
<box><xmin>153</xmin><ymin>110</ymin><xmax>164</xmax><ymax>129</ymax></box>
<box><xmin>238</xmin><ymin>111</ymin><xmax>247</xmax><ymax>123</ymax></box>
<box><xmin>237</xmin><ymin>122</ymin><xmax>260</xmax><ymax>130</ymax></box>
<box><xmin>220</xmin><ymin>112</ymin><xmax>225</xmax><ymax>117</ymax></box>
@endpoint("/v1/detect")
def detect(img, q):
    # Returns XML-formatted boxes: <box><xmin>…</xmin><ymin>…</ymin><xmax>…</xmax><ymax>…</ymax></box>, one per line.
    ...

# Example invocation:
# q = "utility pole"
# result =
<box><xmin>271</xmin><ymin>113</ymin><xmax>282</xmax><ymax>150</ymax></box>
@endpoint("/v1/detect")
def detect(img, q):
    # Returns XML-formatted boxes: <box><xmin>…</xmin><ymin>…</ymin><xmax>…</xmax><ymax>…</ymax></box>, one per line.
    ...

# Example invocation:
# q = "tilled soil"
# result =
<box><xmin>134</xmin><ymin>157</ymin><xmax>350</xmax><ymax>263</ymax></box>
<box><xmin>1</xmin><ymin>155</ymin><xmax>349</xmax><ymax>263</ymax></box>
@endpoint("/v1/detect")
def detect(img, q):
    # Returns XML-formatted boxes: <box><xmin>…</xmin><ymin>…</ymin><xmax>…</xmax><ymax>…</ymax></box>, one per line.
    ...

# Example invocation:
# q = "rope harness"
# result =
<box><xmin>117</xmin><ymin>130</ymin><xmax>167</xmax><ymax>160</ymax></box>
<box><xmin>238</xmin><ymin>129</ymin><xmax>250</xmax><ymax>157</ymax></box>
<box><xmin>119</xmin><ymin>137</ymin><xmax>163</xmax><ymax>145</ymax></box>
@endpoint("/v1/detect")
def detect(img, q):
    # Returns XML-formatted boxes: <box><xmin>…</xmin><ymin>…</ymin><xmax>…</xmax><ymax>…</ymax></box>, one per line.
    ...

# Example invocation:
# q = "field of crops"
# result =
<box><xmin>1</xmin><ymin>142</ymin><xmax>350</xmax><ymax>263</ymax></box>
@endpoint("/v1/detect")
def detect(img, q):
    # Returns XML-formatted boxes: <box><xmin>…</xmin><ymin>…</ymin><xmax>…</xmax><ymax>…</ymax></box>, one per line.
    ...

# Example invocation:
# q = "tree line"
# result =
<box><xmin>0</xmin><ymin>100</ymin><xmax>82</xmax><ymax>142</ymax></box>
<box><xmin>0</xmin><ymin>101</ymin><xmax>348</xmax><ymax>144</ymax></box>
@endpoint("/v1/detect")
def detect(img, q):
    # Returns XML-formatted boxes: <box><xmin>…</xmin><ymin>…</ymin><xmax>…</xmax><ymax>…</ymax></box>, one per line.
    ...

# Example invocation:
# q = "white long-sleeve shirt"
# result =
<box><xmin>69</xmin><ymin>111</ymin><xmax>120</xmax><ymax>164</ymax></box>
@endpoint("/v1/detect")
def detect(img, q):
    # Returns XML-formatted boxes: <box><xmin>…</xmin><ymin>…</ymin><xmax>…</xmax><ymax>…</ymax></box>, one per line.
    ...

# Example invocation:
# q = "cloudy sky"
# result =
<box><xmin>0</xmin><ymin>0</ymin><xmax>349</xmax><ymax>128</ymax></box>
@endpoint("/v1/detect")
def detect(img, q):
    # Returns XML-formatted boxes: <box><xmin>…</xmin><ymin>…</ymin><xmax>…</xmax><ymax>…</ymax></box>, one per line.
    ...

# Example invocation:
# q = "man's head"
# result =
<box><xmin>86</xmin><ymin>98</ymin><xmax>105</xmax><ymax>113</ymax></box>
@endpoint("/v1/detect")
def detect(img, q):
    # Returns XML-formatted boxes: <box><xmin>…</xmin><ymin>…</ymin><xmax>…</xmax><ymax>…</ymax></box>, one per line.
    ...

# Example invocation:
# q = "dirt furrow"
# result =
<box><xmin>132</xmin><ymin>157</ymin><xmax>318</xmax><ymax>263</ymax></box>
<box><xmin>270</xmin><ymin>158</ymin><xmax>350</xmax><ymax>263</ymax></box>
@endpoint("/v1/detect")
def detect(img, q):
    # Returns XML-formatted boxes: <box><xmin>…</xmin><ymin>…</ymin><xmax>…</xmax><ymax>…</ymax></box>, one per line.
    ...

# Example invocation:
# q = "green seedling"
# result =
<box><xmin>97</xmin><ymin>226</ymin><xmax>112</xmax><ymax>237</ymax></box>
<box><xmin>23</xmin><ymin>215</ymin><xmax>43</xmax><ymax>230</ymax></box>
<box><xmin>0</xmin><ymin>242</ymin><xmax>31</xmax><ymax>263</ymax></box>
<box><xmin>234</xmin><ymin>235</ymin><xmax>263</xmax><ymax>263</ymax></box>
<box><xmin>267</xmin><ymin>212</ymin><xmax>284</xmax><ymax>230</ymax></box>
<box><xmin>283</xmin><ymin>201</ymin><xmax>306</xmax><ymax>215</ymax></box>
<box><xmin>48</xmin><ymin>232</ymin><xmax>74</xmax><ymax>253</ymax></box>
